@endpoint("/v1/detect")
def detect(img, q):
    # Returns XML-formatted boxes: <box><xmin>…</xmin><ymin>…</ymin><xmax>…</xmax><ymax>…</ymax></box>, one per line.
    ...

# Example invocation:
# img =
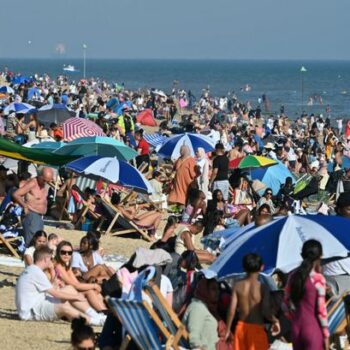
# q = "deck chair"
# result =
<box><xmin>0</xmin><ymin>233</ymin><xmax>20</xmax><ymax>258</ymax></box>
<box><xmin>107</xmin><ymin>297</ymin><xmax>185</xmax><ymax>350</ymax></box>
<box><xmin>98</xmin><ymin>198</ymin><xmax>152</xmax><ymax>241</ymax></box>
<box><xmin>144</xmin><ymin>284</ymin><xmax>189</xmax><ymax>347</ymax></box>
<box><xmin>327</xmin><ymin>292</ymin><xmax>349</xmax><ymax>336</ymax></box>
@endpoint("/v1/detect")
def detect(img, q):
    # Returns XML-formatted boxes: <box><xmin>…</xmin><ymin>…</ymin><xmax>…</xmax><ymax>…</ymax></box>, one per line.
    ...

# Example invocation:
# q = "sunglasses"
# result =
<box><xmin>60</xmin><ymin>250</ymin><xmax>73</xmax><ymax>256</ymax></box>
<box><xmin>266</xmin><ymin>192</ymin><xmax>272</xmax><ymax>195</ymax></box>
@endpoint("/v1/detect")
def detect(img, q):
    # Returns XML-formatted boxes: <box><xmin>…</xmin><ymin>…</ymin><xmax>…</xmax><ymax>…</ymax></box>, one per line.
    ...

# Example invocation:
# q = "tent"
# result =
<box><xmin>136</xmin><ymin>109</ymin><xmax>157</xmax><ymax>127</ymax></box>
<box><xmin>0</xmin><ymin>138</ymin><xmax>77</xmax><ymax>166</ymax></box>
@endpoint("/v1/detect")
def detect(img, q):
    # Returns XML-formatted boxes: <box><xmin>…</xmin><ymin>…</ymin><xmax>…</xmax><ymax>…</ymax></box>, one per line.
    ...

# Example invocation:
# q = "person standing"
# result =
<box><xmin>210</xmin><ymin>143</ymin><xmax>230</xmax><ymax>201</ymax></box>
<box><xmin>168</xmin><ymin>145</ymin><xmax>197</xmax><ymax>207</ymax></box>
<box><xmin>13</xmin><ymin>167</ymin><xmax>54</xmax><ymax>246</ymax></box>
<box><xmin>196</xmin><ymin>147</ymin><xmax>209</xmax><ymax>198</ymax></box>
<box><xmin>117</xmin><ymin>105</ymin><xmax>135</xmax><ymax>146</ymax></box>
<box><xmin>134</xmin><ymin>129</ymin><xmax>150</xmax><ymax>171</ymax></box>
<box><xmin>284</xmin><ymin>240</ymin><xmax>329</xmax><ymax>350</ymax></box>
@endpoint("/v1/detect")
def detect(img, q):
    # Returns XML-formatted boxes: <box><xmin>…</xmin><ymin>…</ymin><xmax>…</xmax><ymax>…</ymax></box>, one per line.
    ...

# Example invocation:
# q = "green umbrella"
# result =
<box><xmin>53</xmin><ymin>136</ymin><xmax>137</xmax><ymax>161</ymax></box>
<box><xmin>237</xmin><ymin>155</ymin><xmax>278</xmax><ymax>169</ymax></box>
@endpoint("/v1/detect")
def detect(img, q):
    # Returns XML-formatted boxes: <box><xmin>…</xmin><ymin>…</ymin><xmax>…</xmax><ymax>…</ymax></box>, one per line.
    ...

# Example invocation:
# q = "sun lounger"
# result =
<box><xmin>97</xmin><ymin>198</ymin><xmax>152</xmax><ymax>241</ymax></box>
<box><xmin>107</xmin><ymin>297</ymin><xmax>184</xmax><ymax>350</ymax></box>
<box><xmin>0</xmin><ymin>232</ymin><xmax>20</xmax><ymax>258</ymax></box>
<box><xmin>144</xmin><ymin>284</ymin><xmax>189</xmax><ymax>347</ymax></box>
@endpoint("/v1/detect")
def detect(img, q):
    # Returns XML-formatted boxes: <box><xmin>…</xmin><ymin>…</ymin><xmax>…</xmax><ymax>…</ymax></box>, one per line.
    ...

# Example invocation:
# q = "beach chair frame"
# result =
<box><xmin>107</xmin><ymin>297</ymin><xmax>183</xmax><ymax>350</ymax></box>
<box><xmin>144</xmin><ymin>284</ymin><xmax>189</xmax><ymax>345</ymax></box>
<box><xmin>0</xmin><ymin>232</ymin><xmax>20</xmax><ymax>258</ymax></box>
<box><xmin>99</xmin><ymin>198</ymin><xmax>152</xmax><ymax>241</ymax></box>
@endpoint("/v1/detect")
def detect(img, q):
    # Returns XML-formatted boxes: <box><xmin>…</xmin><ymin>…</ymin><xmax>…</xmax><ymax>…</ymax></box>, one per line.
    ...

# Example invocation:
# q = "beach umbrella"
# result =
<box><xmin>158</xmin><ymin>132</ymin><xmax>215</xmax><ymax>160</ymax></box>
<box><xmin>65</xmin><ymin>155</ymin><xmax>153</xmax><ymax>194</ymax></box>
<box><xmin>63</xmin><ymin>117</ymin><xmax>106</xmax><ymax>141</ymax></box>
<box><xmin>38</xmin><ymin>103</ymin><xmax>75</xmax><ymax>124</ymax></box>
<box><xmin>54</xmin><ymin>136</ymin><xmax>137</xmax><ymax>161</ymax></box>
<box><xmin>31</xmin><ymin>141</ymin><xmax>65</xmax><ymax>151</ymax></box>
<box><xmin>23</xmin><ymin>138</ymin><xmax>56</xmax><ymax>148</ymax></box>
<box><xmin>3</xmin><ymin>102</ymin><xmax>35</xmax><ymax>115</ymax></box>
<box><xmin>0</xmin><ymin>86</ymin><xmax>15</xmax><ymax>94</ymax></box>
<box><xmin>144</xmin><ymin>133</ymin><xmax>167</xmax><ymax>149</ymax></box>
<box><xmin>250</xmin><ymin>160</ymin><xmax>296</xmax><ymax>194</ymax></box>
<box><xmin>327</xmin><ymin>156</ymin><xmax>350</xmax><ymax>172</ymax></box>
<box><xmin>229</xmin><ymin>155</ymin><xmax>277</xmax><ymax>170</ymax></box>
<box><xmin>209</xmin><ymin>215</ymin><xmax>350</xmax><ymax>279</ymax></box>
<box><xmin>27</xmin><ymin>87</ymin><xmax>41</xmax><ymax>100</ymax></box>
<box><xmin>12</xmin><ymin>76</ymin><xmax>31</xmax><ymax>85</ymax></box>
<box><xmin>115</xmin><ymin>101</ymin><xmax>132</xmax><ymax>115</ymax></box>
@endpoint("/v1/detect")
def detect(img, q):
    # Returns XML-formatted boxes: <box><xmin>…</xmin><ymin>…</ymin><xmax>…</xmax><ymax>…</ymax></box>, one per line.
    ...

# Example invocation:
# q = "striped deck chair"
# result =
<box><xmin>327</xmin><ymin>292</ymin><xmax>350</xmax><ymax>336</ymax></box>
<box><xmin>107</xmin><ymin>297</ymin><xmax>184</xmax><ymax>350</ymax></box>
<box><xmin>144</xmin><ymin>284</ymin><xmax>189</xmax><ymax>348</ymax></box>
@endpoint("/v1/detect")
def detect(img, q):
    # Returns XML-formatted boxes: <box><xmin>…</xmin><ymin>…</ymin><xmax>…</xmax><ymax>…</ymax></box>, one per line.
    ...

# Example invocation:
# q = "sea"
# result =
<box><xmin>1</xmin><ymin>58</ymin><xmax>350</xmax><ymax>118</ymax></box>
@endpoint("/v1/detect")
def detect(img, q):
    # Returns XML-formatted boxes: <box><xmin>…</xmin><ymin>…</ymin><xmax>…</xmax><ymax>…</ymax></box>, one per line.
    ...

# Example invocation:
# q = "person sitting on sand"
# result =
<box><xmin>150</xmin><ymin>215</ymin><xmax>178</xmax><ymax>252</ymax></box>
<box><xmin>110</xmin><ymin>192</ymin><xmax>162</xmax><ymax>235</ymax></box>
<box><xmin>225</xmin><ymin>253</ymin><xmax>280</xmax><ymax>350</ymax></box>
<box><xmin>23</xmin><ymin>230</ymin><xmax>48</xmax><ymax>266</ymax></box>
<box><xmin>72</xmin><ymin>232</ymin><xmax>114</xmax><ymax>283</ymax></box>
<box><xmin>16</xmin><ymin>245</ymin><xmax>105</xmax><ymax>326</ymax></box>
<box><xmin>54</xmin><ymin>241</ymin><xmax>107</xmax><ymax>313</ymax></box>
<box><xmin>175</xmin><ymin>221</ymin><xmax>216</xmax><ymax>264</ymax></box>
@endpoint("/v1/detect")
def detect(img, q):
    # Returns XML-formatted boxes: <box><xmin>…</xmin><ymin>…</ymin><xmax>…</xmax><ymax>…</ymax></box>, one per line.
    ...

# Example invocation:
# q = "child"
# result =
<box><xmin>48</xmin><ymin>233</ymin><xmax>60</xmax><ymax>255</ymax></box>
<box><xmin>225</xmin><ymin>253</ymin><xmax>280</xmax><ymax>350</ymax></box>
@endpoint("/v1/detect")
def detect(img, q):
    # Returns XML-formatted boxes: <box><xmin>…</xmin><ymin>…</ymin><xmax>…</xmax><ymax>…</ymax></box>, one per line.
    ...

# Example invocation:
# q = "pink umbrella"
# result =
<box><xmin>63</xmin><ymin>117</ymin><xmax>106</xmax><ymax>141</ymax></box>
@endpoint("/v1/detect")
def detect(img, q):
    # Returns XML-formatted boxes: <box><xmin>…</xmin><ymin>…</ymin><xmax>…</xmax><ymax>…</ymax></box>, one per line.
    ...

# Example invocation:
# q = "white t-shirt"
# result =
<box><xmin>71</xmin><ymin>251</ymin><xmax>104</xmax><ymax>273</ymax></box>
<box><xmin>24</xmin><ymin>246</ymin><xmax>36</xmax><ymax>266</ymax></box>
<box><xmin>160</xmin><ymin>275</ymin><xmax>174</xmax><ymax>297</ymax></box>
<box><xmin>16</xmin><ymin>265</ymin><xmax>52</xmax><ymax>320</ymax></box>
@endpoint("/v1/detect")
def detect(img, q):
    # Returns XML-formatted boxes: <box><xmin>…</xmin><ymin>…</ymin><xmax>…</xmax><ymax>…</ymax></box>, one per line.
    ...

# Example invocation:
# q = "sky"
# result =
<box><xmin>1</xmin><ymin>0</ymin><xmax>349</xmax><ymax>60</ymax></box>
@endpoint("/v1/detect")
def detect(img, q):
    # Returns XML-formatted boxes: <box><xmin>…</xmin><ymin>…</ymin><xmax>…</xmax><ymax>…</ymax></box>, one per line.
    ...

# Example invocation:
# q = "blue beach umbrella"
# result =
<box><xmin>54</xmin><ymin>136</ymin><xmax>137</xmax><ymax>160</ymax></box>
<box><xmin>38</xmin><ymin>103</ymin><xmax>74</xmax><ymax>124</ymax></box>
<box><xmin>115</xmin><ymin>101</ymin><xmax>132</xmax><ymax>115</ymax></box>
<box><xmin>0</xmin><ymin>86</ymin><xmax>15</xmax><ymax>94</ymax></box>
<box><xmin>65</xmin><ymin>155</ymin><xmax>153</xmax><ymax>194</ymax></box>
<box><xmin>3</xmin><ymin>102</ymin><xmax>35</xmax><ymax>115</ymax></box>
<box><xmin>12</xmin><ymin>76</ymin><xmax>31</xmax><ymax>85</ymax></box>
<box><xmin>31</xmin><ymin>141</ymin><xmax>65</xmax><ymax>151</ymax></box>
<box><xmin>28</xmin><ymin>87</ymin><xmax>41</xmax><ymax>100</ymax></box>
<box><xmin>209</xmin><ymin>215</ymin><xmax>350</xmax><ymax>279</ymax></box>
<box><xmin>158</xmin><ymin>133</ymin><xmax>215</xmax><ymax>160</ymax></box>
<box><xmin>250</xmin><ymin>160</ymin><xmax>296</xmax><ymax>194</ymax></box>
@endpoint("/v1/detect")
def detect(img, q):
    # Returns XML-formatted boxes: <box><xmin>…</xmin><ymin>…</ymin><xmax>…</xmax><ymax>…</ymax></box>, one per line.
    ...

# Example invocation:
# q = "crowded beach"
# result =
<box><xmin>1</xmin><ymin>68</ymin><xmax>350</xmax><ymax>350</ymax></box>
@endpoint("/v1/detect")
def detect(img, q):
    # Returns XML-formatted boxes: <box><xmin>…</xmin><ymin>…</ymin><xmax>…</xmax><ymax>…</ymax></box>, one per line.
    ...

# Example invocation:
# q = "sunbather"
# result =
<box><xmin>110</xmin><ymin>192</ymin><xmax>162</xmax><ymax>232</ymax></box>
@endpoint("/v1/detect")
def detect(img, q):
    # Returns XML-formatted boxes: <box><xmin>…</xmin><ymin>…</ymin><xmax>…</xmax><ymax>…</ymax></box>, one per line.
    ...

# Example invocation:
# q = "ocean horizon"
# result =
<box><xmin>1</xmin><ymin>58</ymin><xmax>350</xmax><ymax>117</ymax></box>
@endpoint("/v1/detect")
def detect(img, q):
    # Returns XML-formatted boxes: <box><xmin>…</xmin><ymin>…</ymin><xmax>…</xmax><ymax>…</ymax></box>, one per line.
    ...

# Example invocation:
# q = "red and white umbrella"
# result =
<box><xmin>63</xmin><ymin>117</ymin><xmax>106</xmax><ymax>141</ymax></box>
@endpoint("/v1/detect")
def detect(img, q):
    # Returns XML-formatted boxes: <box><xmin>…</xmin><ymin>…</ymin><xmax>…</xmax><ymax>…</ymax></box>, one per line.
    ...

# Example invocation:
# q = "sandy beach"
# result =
<box><xmin>0</xmin><ymin>225</ymin><xmax>152</xmax><ymax>350</ymax></box>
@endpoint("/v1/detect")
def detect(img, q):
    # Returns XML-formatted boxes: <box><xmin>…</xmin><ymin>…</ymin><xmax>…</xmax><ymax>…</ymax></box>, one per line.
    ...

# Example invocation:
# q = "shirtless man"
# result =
<box><xmin>13</xmin><ymin>167</ymin><xmax>54</xmax><ymax>246</ymax></box>
<box><xmin>225</xmin><ymin>253</ymin><xmax>280</xmax><ymax>350</ymax></box>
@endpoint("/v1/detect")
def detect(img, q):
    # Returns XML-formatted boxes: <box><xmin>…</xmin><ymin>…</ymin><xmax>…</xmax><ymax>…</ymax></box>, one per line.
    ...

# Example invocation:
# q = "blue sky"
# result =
<box><xmin>1</xmin><ymin>0</ymin><xmax>349</xmax><ymax>59</ymax></box>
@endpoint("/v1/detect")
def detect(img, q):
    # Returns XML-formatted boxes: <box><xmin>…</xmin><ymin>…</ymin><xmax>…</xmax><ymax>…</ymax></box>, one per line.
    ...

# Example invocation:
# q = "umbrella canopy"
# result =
<box><xmin>28</xmin><ymin>87</ymin><xmax>41</xmax><ymax>100</ymax></box>
<box><xmin>38</xmin><ymin>103</ymin><xmax>75</xmax><ymax>124</ymax></box>
<box><xmin>209</xmin><ymin>215</ymin><xmax>350</xmax><ymax>279</ymax></box>
<box><xmin>31</xmin><ymin>141</ymin><xmax>65</xmax><ymax>151</ymax></box>
<box><xmin>0</xmin><ymin>86</ymin><xmax>15</xmax><ymax>94</ymax></box>
<box><xmin>12</xmin><ymin>76</ymin><xmax>31</xmax><ymax>85</ymax></box>
<box><xmin>250</xmin><ymin>160</ymin><xmax>296</xmax><ymax>194</ymax></box>
<box><xmin>158</xmin><ymin>133</ymin><xmax>215</xmax><ymax>160</ymax></box>
<box><xmin>63</xmin><ymin>117</ymin><xmax>106</xmax><ymax>141</ymax></box>
<box><xmin>65</xmin><ymin>156</ymin><xmax>153</xmax><ymax>194</ymax></box>
<box><xmin>54</xmin><ymin>136</ymin><xmax>137</xmax><ymax>161</ymax></box>
<box><xmin>327</xmin><ymin>156</ymin><xmax>350</xmax><ymax>172</ymax></box>
<box><xmin>144</xmin><ymin>133</ymin><xmax>167</xmax><ymax>149</ymax></box>
<box><xmin>3</xmin><ymin>102</ymin><xmax>35</xmax><ymax>115</ymax></box>
<box><xmin>229</xmin><ymin>155</ymin><xmax>277</xmax><ymax>170</ymax></box>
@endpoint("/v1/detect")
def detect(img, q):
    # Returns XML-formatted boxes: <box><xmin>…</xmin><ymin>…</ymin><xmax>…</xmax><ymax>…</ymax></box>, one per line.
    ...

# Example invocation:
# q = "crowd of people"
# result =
<box><xmin>1</xmin><ymin>67</ymin><xmax>350</xmax><ymax>349</ymax></box>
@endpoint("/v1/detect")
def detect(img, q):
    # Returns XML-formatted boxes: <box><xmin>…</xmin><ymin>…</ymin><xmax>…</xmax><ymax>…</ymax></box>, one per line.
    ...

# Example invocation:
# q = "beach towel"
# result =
<box><xmin>233</xmin><ymin>321</ymin><xmax>269</xmax><ymax>350</ymax></box>
<box><xmin>132</xmin><ymin>247</ymin><xmax>172</xmax><ymax>269</ymax></box>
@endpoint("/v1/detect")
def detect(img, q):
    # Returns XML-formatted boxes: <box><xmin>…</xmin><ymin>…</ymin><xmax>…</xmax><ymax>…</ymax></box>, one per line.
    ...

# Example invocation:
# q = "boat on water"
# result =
<box><xmin>63</xmin><ymin>65</ymin><xmax>79</xmax><ymax>73</ymax></box>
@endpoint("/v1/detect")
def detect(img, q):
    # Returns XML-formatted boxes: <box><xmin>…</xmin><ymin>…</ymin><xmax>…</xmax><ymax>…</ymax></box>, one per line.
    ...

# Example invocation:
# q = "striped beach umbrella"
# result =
<box><xmin>0</xmin><ymin>86</ymin><xmax>15</xmax><ymax>94</ymax></box>
<box><xmin>3</xmin><ymin>102</ymin><xmax>36</xmax><ymax>115</ymax></box>
<box><xmin>209</xmin><ymin>215</ymin><xmax>350</xmax><ymax>278</ymax></box>
<box><xmin>63</xmin><ymin>117</ymin><xmax>106</xmax><ymax>141</ymax></box>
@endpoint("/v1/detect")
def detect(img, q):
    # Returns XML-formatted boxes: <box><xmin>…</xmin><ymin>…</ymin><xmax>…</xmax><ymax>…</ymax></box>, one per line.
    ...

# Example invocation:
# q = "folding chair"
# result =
<box><xmin>107</xmin><ymin>297</ymin><xmax>184</xmax><ymax>350</ymax></box>
<box><xmin>144</xmin><ymin>284</ymin><xmax>189</xmax><ymax>347</ymax></box>
<box><xmin>98</xmin><ymin>198</ymin><xmax>152</xmax><ymax>241</ymax></box>
<box><xmin>0</xmin><ymin>232</ymin><xmax>20</xmax><ymax>258</ymax></box>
